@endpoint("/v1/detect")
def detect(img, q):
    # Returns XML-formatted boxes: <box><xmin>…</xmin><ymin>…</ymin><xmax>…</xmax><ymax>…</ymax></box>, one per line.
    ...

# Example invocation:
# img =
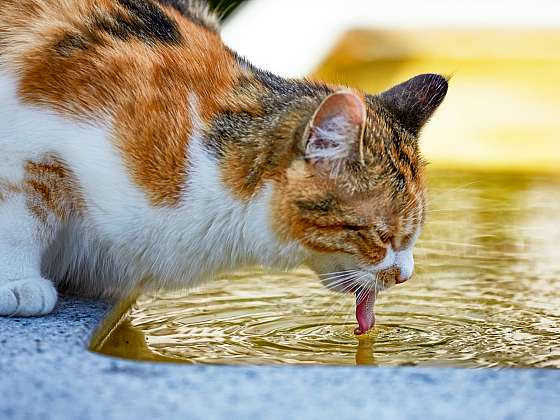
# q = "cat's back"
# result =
<box><xmin>0</xmin><ymin>0</ymin><xmax>221</xmax><ymax>47</ymax></box>
<box><xmin>0</xmin><ymin>0</ymin><xmax>244</xmax><ymax>205</ymax></box>
<box><xmin>0</xmin><ymin>0</ymin><xmax>236</xmax><ymax>117</ymax></box>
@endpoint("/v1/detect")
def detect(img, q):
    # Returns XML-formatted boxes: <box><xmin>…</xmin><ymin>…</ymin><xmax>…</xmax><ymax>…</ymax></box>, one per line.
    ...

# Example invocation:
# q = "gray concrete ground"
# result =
<box><xmin>1</xmin><ymin>297</ymin><xmax>559</xmax><ymax>420</ymax></box>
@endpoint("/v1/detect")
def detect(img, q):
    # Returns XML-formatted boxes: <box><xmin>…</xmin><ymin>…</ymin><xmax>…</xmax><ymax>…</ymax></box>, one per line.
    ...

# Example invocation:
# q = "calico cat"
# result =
<box><xmin>0</xmin><ymin>0</ymin><xmax>447</xmax><ymax>334</ymax></box>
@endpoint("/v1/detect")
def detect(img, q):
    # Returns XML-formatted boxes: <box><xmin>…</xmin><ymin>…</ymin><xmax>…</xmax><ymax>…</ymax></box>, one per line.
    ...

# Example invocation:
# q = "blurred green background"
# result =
<box><xmin>208</xmin><ymin>0</ymin><xmax>245</xmax><ymax>20</ymax></box>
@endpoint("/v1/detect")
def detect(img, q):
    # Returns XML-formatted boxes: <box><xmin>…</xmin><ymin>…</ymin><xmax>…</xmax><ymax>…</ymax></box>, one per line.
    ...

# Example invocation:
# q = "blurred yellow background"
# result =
<box><xmin>313</xmin><ymin>29</ymin><xmax>560</xmax><ymax>173</ymax></box>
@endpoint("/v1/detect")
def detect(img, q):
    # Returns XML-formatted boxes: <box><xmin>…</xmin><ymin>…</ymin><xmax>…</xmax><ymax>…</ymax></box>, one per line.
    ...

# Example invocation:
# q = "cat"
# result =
<box><xmin>0</xmin><ymin>0</ymin><xmax>447</xmax><ymax>333</ymax></box>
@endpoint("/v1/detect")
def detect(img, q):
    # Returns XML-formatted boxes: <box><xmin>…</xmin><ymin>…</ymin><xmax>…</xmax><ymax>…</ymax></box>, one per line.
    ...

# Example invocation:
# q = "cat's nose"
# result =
<box><xmin>395</xmin><ymin>269</ymin><xmax>413</xmax><ymax>284</ymax></box>
<box><xmin>395</xmin><ymin>249</ymin><xmax>414</xmax><ymax>284</ymax></box>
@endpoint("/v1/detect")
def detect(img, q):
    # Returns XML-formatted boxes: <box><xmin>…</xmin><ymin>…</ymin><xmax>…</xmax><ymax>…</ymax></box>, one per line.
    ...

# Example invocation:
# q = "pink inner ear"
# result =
<box><xmin>312</xmin><ymin>91</ymin><xmax>366</xmax><ymax>129</ymax></box>
<box><xmin>305</xmin><ymin>90</ymin><xmax>367</xmax><ymax>163</ymax></box>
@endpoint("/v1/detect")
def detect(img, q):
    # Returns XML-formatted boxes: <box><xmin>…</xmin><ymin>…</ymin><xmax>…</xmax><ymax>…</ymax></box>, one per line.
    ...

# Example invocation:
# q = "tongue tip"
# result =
<box><xmin>355</xmin><ymin>290</ymin><xmax>376</xmax><ymax>335</ymax></box>
<box><xmin>354</xmin><ymin>317</ymin><xmax>375</xmax><ymax>335</ymax></box>
<box><xmin>355</xmin><ymin>312</ymin><xmax>375</xmax><ymax>334</ymax></box>
<box><xmin>354</xmin><ymin>327</ymin><xmax>367</xmax><ymax>335</ymax></box>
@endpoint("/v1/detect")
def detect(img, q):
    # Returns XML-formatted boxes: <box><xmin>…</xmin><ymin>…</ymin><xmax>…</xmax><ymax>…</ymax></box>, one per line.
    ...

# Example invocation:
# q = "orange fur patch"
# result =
<box><xmin>23</xmin><ymin>156</ymin><xmax>85</xmax><ymax>224</ymax></box>
<box><xmin>1</xmin><ymin>0</ymin><xmax>241</xmax><ymax>206</ymax></box>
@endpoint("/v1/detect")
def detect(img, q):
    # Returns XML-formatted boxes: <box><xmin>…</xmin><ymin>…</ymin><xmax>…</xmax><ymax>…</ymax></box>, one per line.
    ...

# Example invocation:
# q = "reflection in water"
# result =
<box><xmin>93</xmin><ymin>170</ymin><xmax>560</xmax><ymax>367</ymax></box>
<box><xmin>355</xmin><ymin>338</ymin><xmax>375</xmax><ymax>365</ymax></box>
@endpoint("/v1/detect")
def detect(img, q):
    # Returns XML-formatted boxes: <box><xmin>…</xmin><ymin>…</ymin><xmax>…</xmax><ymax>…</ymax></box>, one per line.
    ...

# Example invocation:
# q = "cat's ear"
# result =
<box><xmin>303</xmin><ymin>90</ymin><xmax>366</xmax><ymax>164</ymax></box>
<box><xmin>379</xmin><ymin>73</ymin><xmax>448</xmax><ymax>136</ymax></box>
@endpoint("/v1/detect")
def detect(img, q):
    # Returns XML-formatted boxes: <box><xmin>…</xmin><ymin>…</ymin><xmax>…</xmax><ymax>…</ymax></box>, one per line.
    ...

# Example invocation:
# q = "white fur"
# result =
<box><xmin>371</xmin><ymin>229</ymin><xmax>419</xmax><ymax>283</ymax></box>
<box><xmin>0</xmin><ymin>72</ymin><xmax>305</xmax><ymax>315</ymax></box>
<box><xmin>395</xmin><ymin>244</ymin><xmax>415</xmax><ymax>281</ymax></box>
<box><xmin>0</xmin><ymin>194</ymin><xmax>57</xmax><ymax>315</ymax></box>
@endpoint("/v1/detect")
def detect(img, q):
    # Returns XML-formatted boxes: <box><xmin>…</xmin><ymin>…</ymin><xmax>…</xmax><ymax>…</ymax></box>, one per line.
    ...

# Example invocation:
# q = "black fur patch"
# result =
<box><xmin>94</xmin><ymin>0</ymin><xmax>181</xmax><ymax>45</ymax></box>
<box><xmin>233</xmin><ymin>51</ymin><xmax>331</xmax><ymax>99</ymax></box>
<box><xmin>379</xmin><ymin>73</ymin><xmax>448</xmax><ymax>136</ymax></box>
<box><xmin>295</xmin><ymin>196</ymin><xmax>336</xmax><ymax>214</ymax></box>
<box><xmin>55</xmin><ymin>32</ymin><xmax>88</xmax><ymax>57</ymax></box>
<box><xmin>383</xmin><ymin>138</ymin><xmax>410</xmax><ymax>192</ymax></box>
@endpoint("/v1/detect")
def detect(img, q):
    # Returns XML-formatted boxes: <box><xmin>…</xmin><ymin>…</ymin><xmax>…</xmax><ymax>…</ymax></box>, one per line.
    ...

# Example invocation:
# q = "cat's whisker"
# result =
<box><xmin>323</xmin><ymin>278</ymin><xmax>357</xmax><ymax>288</ymax></box>
<box><xmin>353</xmin><ymin>274</ymin><xmax>373</xmax><ymax>306</ymax></box>
<box><xmin>320</xmin><ymin>273</ymin><xmax>354</xmax><ymax>282</ymax></box>
<box><xmin>318</xmin><ymin>271</ymin><xmax>361</xmax><ymax>284</ymax></box>
<box><xmin>324</xmin><ymin>295</ymin><xmax>354</xmax><ymax>323</ymax></box>
<box><xmin>320</xmin><ymin>270</ymin><xmax>358</xmax><ymax>279</ymax></box>
<box><xmin>322</xmin><ymin>298</ymin><xmax>353</xmax><ymax>325</ymax></box>
<box><xmin>326</xmin><ymin>271</ymin><xmax>365</xmax><ymax>286</ymax></box>
<box><xmin>319</xmin><ymin>276</ymin><xmax>358</xmax><ymax>287</ymax></box>
<box><xmin>428</xmin><ymin>181</ymin><xmax>482</xmax><ymax>200</ymax></box>
<box><xmin>320</xmin><ymin>269</ymin><xmax>358</xmax><ymax>277</ymax></box>
<box><xmin>322</xmin><ymin>278</ymin><xmax>361</xmax><ymax>292</ymax></box>
<box><xmin>321</xmin><ymin>282</ymin><xmax>355</xmax><ymax>315</ymax></box>
<box><xmin>419</xmin><ymin>240</ymin><xmax>484</xmax><ymax>247</ymax></box>
<box><xmin>324</xmin><ymin>268</ymin><xmax>356</xmax><ymax>275</ymax></box>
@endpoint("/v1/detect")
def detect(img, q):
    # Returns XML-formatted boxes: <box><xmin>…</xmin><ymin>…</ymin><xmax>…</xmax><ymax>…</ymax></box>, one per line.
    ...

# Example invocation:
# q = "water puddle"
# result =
<box><xmin>92</xmin><ymin>170</ymin><xmax>560</xmax><ymax>367</ymax></box>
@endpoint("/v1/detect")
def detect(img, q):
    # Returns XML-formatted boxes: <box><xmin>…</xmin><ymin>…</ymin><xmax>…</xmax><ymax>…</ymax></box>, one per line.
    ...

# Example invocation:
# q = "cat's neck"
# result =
<box><xmin>201</xmin><ymin>68</ymin><xmax>333</xmax><ymax>200</ymax></box>
<box><xmin>165</xmin><ymin>134</ymin><xmax>306</xmax><ymax>283</ymax></box>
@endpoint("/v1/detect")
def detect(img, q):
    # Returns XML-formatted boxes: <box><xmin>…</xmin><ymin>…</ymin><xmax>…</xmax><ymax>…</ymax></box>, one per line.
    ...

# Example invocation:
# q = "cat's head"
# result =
<box><xmin>272</xmin><ymin>73</ymin><xmax>448</xmax><ymax>294</ymax></box>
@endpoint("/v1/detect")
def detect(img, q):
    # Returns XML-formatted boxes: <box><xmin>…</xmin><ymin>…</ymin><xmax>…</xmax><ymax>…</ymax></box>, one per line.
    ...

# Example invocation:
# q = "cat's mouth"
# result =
<box><xmin>320</xmin><ymin>267</ymin><xmax>401</xmax><ymax>335</ymax></box>
<box><xmin>353</xmin><ymin>267</ymin><xmax>401</xmax><ymax>334</ymax></box>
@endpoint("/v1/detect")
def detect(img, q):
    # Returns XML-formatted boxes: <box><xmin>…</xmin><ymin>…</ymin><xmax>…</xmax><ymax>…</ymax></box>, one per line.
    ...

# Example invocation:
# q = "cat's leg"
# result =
<box><xmin>0</xmin><ymin>192</ymin><xmax>57</xmax><ymax>316</ymax></box>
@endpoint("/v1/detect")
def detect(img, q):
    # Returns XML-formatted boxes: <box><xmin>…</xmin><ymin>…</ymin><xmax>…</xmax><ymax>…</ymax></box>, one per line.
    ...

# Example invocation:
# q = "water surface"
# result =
<box><xmin>94</xmin><ymin>170</ymin><xmax>560</xmax><ymax>367</ymax></box>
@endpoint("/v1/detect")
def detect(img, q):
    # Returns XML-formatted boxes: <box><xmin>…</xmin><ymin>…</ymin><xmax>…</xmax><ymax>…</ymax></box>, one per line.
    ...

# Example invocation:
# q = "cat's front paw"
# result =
<box><xmin>0</xmin><ymin>278</ymin><xmax>57</xmax><ymax>316</ymax></box>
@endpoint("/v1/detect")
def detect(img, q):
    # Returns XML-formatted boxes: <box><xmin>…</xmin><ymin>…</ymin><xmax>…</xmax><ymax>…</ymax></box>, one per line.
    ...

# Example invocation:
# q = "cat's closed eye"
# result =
<box><xmin>340</xmin><ymin>224</ymin><xmax>367</xmax><ymax>232</ymax></box>
<box><xmin>377</xmin><ymin>230</ymin><xmax>393</xmax><ymax>245</ymax></box>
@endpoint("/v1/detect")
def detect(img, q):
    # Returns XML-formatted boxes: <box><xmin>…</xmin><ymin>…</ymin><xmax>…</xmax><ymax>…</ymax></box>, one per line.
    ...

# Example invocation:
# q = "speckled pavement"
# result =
<box><xmin>1</xmin><ymin>297</ymin><xmax>559</xmax><ymax>420</ymax></box>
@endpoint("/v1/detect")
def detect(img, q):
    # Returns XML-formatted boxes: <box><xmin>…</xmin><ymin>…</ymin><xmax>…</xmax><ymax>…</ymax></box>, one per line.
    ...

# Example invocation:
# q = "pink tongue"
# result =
<box><xmin>355</xmin><ymin>290</ymin><xmax>376</xmax><ymax>335</ymax></box>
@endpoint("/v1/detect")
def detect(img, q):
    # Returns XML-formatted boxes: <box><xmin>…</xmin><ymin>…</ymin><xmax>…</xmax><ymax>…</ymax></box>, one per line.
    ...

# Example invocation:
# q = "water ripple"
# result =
<box><xmin>96</xmin><ymin>171</ymin><xmax>560</xmax><ymax>367</ymax></box>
